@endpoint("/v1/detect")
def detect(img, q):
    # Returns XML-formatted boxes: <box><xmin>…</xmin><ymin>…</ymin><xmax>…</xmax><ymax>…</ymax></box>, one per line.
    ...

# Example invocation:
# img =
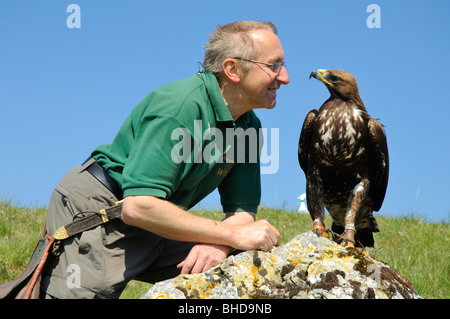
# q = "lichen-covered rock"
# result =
<box><xmin>141</xmin><ymin>231</ymin><xmax>421</xmax><ymax>299</ymax></box>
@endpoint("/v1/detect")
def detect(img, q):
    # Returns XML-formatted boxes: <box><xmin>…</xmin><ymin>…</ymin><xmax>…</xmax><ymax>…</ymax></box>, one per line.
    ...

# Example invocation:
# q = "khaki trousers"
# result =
<box><xmin>41</xmin><ymin>158</ymin><xmax>195</xmax><ymax>298</ymax></box>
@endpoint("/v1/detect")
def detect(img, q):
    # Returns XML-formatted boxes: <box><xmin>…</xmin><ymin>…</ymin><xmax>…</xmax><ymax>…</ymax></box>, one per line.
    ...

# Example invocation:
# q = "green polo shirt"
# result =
<box><xmin>91</xmin><ymin>71</ymin><xmax>261</xmax><ymax>213</ymax></box>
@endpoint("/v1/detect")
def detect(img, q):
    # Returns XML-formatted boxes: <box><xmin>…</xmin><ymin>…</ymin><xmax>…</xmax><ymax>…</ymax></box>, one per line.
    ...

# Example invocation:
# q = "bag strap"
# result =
<box><xmin>16</xmin><ymin>235</ymin><xmax>55</xmax><ymax>299</ymax></box>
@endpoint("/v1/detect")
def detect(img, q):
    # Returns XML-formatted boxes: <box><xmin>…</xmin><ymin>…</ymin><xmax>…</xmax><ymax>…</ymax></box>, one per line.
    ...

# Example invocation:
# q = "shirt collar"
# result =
<box><xmin>199</xmin><ymin>70</ymin><xmax>234</xmax><ymax>123</ymax></box>
<box><xmin>198</xmin><ymin>70</ymin><xmax>255</xmax><ymax>129</ymax></box>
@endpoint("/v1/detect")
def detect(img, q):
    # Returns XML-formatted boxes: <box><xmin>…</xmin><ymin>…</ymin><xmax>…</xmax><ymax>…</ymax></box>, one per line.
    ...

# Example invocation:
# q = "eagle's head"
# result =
<box><xmin>310</xmin><ymin>69</ymin><xmax>362</xmax><ymax>104</ymax></box>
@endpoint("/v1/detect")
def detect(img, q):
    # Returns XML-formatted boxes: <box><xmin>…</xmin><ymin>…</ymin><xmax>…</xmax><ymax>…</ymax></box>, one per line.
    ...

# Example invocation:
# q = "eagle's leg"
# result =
<box><xmin>341</xmin><ymin>179</ymin><xmax>370</xmax><ymax>247</ymax></box>
<box><xmin>307</xmin><ymin>177</ymin><xmax>330</xmax><ymax>238</ymax></box>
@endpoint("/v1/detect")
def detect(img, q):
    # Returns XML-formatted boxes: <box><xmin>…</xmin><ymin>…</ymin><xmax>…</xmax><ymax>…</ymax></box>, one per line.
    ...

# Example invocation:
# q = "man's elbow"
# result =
<box><xmin>121</xmin><ymin>195</ymin><xmax>157</xmax><ymax>227</ymax></box>
<box><xmin>121</xmin><ymin>198</ymin><xmax>138</xmax><ymax>226</ymax></box>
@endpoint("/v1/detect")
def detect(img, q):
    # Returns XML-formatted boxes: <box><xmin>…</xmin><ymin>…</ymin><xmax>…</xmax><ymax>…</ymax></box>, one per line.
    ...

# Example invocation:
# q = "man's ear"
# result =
<box><xmin>222</xmin><ymin>58</ymin><xmax>241</xmax><ymax>83</ymax></box>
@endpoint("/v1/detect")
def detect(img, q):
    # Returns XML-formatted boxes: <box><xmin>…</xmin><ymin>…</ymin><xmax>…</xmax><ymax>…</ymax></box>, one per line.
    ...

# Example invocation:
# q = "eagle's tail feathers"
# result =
<box><xmin>355</xmin><ymin>228</ymin><xmax>374</xmax><ymax>247</ymax></box>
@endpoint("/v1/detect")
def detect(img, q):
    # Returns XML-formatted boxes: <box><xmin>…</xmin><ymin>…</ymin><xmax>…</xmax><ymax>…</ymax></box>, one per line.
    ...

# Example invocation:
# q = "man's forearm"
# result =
<box><xmin>121</xmin><ymin>195</ymin><xmax>236</xmax><ymax>246</ymax></box>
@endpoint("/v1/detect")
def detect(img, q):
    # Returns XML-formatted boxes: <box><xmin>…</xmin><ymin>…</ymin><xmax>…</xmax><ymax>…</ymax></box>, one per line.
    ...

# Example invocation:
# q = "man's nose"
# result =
<box><xmin>277</xmin><ymin>66</ymin><xmax>289</xmax><ymax>85</ymax></box>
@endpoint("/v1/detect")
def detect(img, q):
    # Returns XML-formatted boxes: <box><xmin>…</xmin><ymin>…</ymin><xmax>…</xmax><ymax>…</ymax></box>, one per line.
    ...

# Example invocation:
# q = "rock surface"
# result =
<box><xmin>141</xmin><ymin>231</ymin><xmax>421</xmax><ymax>299</ymax></box>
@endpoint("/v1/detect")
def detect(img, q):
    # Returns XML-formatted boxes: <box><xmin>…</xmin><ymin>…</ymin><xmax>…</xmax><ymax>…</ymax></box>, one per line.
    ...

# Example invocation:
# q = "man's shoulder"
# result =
<box><xmin>154</xmin><ymin>73</ymin><xmax>205</xmax><ymax>102</ymax></box>
<box><xmin>134</xmin><ymin>73</ymin><xmax>207</xmax><ymax>118</ymax></box>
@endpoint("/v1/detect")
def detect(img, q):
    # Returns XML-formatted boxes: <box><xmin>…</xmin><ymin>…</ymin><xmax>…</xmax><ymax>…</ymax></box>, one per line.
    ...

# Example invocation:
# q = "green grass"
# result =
<box><xmin>1</xmin><ymin>200</ymin><xmax>448</xmax><ymax>299</ymax></box>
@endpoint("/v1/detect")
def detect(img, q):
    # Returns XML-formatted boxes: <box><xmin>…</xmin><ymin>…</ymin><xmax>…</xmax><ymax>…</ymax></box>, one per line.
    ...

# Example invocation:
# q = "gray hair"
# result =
<box><xmin>203</xmin><ymin>21</ymin><xmax>278</xmax><ymax>76</ymax></box>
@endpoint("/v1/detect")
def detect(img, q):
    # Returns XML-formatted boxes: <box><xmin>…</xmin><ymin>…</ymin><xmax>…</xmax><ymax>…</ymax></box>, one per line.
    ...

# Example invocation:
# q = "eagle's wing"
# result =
<box><xmin>298</xmin><ymin>109</ymin><xmax>318</xmax><ymax>174</ymax></box>
<box><xmin>368</xmin><ymin>118</ymin><xmax>389</xmax><ymax>211</ymax></box>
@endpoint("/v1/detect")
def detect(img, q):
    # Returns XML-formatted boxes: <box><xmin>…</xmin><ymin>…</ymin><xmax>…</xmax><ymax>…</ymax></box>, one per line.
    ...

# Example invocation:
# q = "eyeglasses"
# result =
<box><xmin>234</xmin><ymin>57</ymin><xmax>286</xmax><ymax>73</ymax></box>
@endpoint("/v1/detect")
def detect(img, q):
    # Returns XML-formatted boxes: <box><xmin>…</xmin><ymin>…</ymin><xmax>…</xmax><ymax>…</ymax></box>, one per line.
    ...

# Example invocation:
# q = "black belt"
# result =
<box><xmin>82</xmin><ymin>157</ymin><xmax>123</xmax><ymax>199</ymax></box>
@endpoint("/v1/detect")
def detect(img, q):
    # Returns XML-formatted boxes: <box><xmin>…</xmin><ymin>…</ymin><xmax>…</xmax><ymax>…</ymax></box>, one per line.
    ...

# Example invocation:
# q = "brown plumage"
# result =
<box><xmin>298</xmin><ymin>69</ymin><xmax>389</xmax><ymax>247</ymax></box>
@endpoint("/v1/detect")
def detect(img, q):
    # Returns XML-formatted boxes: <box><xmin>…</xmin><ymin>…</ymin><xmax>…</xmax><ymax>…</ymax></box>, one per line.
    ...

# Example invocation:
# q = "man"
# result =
<box><xmin>41</xmin><ymin>21</ymin><xmax>289</xmax><ymax>298</ymax></box>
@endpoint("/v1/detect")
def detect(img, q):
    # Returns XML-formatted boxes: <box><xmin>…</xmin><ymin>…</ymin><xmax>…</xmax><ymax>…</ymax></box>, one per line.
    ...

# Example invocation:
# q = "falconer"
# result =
<box><xmin>41</xmin><ymin>20</ymin><xmax>289</xmax><ymax>299</ymax></box>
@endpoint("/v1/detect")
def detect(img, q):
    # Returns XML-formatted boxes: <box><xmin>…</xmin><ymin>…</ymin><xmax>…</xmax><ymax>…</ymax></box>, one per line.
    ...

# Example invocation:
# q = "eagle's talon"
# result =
<box><xmin>340</xmin><ymin>239</ymin><xmax>355</xmax><ymax>248</ymax></box>
<box><xmin>312</xmin><ymin>221</ymin><xmax>330</xmax><ymax>238</ymax></box>
<box><xmin>339</xmin><ymin>229</ymin><xmax>356</xmax><ymax>247</ymax></box>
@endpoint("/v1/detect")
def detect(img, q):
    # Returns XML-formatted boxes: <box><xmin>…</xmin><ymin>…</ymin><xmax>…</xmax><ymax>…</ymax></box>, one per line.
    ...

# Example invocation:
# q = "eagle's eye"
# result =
<box><xmin>330</xmin><ymin>75</ymin><xmax>340</xmax><ymax>83</ymax></box>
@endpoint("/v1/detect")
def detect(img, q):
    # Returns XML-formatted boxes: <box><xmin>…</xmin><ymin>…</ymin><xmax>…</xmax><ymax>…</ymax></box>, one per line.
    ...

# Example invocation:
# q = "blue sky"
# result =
<box><xmin>0</xmin><ymin>1</ymin><xmax>449</xmax><ymax>222</ymax></box>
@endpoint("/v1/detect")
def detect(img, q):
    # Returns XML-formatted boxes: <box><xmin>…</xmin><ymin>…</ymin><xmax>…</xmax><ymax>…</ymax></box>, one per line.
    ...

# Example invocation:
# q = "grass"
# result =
<box><xmin>0</xmin><ymin>200</ymin><xmax>448</xmax><ymax>299</ymax></box>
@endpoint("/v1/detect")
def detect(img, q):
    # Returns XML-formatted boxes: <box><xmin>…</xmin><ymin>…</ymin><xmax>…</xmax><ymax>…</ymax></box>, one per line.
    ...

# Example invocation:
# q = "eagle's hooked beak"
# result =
<box><xmin>310</xmin><ymin>69</ymin><xmax>332</xmax><ymax>86</ymax></box>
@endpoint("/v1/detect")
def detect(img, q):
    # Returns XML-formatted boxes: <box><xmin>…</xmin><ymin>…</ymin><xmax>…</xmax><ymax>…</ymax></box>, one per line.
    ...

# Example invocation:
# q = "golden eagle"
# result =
<box><xmin>298</xmin><ymin>69</ymin><xmax>389</xmax><ymax>247</ymax></box>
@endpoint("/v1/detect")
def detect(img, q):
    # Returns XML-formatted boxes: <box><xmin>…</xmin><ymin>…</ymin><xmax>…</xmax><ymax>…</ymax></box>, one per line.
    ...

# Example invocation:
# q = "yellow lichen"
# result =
<box><xmin>250</xmin><ymin>266</ymin><xmax>261</xmax><ymax>286</ymax></box>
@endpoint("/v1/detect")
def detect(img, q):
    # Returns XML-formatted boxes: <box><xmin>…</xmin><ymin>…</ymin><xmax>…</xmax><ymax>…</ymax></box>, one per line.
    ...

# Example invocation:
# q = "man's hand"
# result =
<box><xmin>231</xmin><ymin>219</ymin><xmax>280</xmax><ymax>252</ymax></box>
<box><xmin>221</xmin><ymin>211</ymin><xmax>279</xmax><ymax>252</ymax></box>
<box><xmin>177</xmin><ymin>244</ymin><xmax>230</xmax><ymax>274</ymax></box>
